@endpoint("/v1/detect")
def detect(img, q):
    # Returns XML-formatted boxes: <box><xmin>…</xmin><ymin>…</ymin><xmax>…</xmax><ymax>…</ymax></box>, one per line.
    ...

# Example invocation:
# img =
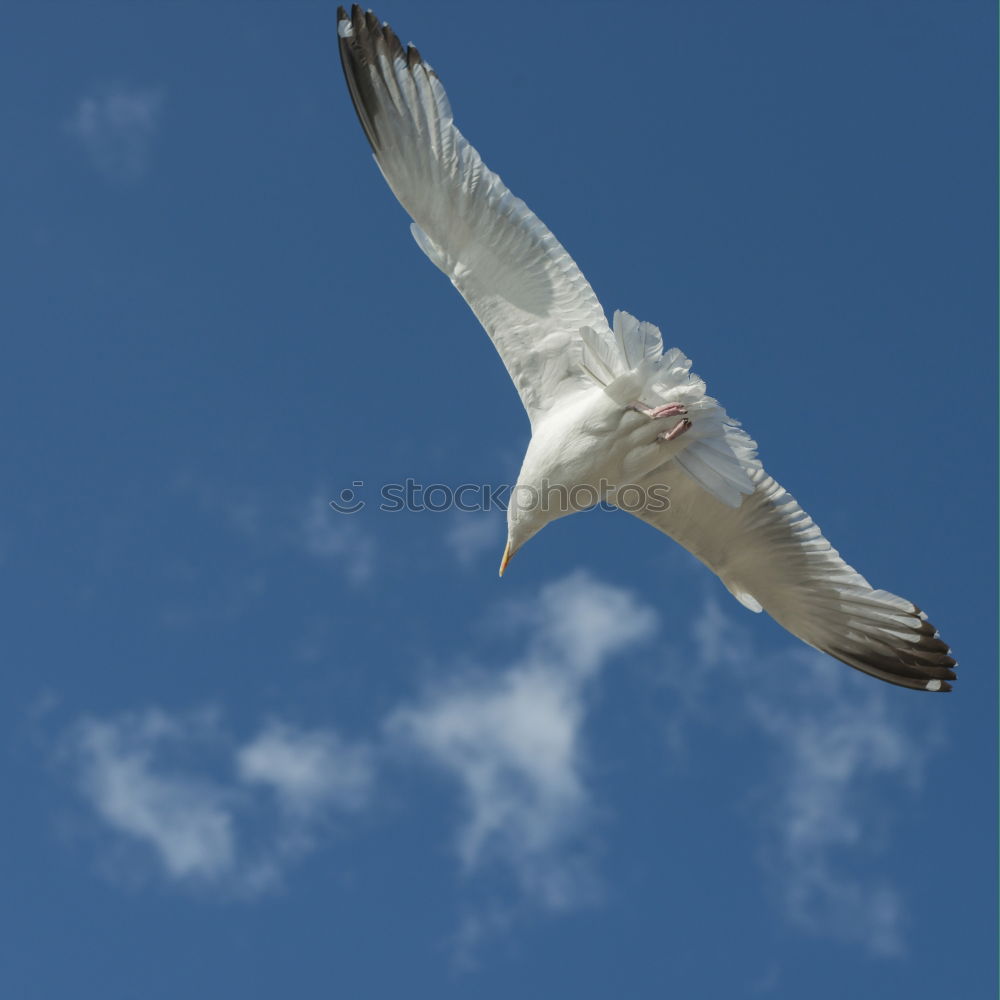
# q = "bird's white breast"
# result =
<box><xmin>521</xmin><ymin>386</ymin><xmax>683</xmax><ymax>505</ymax></box>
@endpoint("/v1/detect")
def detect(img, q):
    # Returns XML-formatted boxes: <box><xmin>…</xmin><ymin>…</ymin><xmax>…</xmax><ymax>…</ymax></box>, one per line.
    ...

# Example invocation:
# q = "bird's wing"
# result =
<box><xmin>629</xmin><ymin>462</ymin><xmax>956</xmax><ymax>691</ymax></box>
<box><xmin>337</xmin><ymin>5</ymin><xmax>611</xmax><ymax>423</ymax></box>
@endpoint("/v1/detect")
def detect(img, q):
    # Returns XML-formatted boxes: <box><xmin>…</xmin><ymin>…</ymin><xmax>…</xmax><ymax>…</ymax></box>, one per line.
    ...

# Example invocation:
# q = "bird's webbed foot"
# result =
<box><xmin>626</xmin><ymin>400</ymin><xmax>692</xmax><ymax>441</ymax></box>
<box><xmin>657</xmin><ymin>418</ymin><xmax>692</xmax><ymax>442</ymax></box>
<box><xmin>626</xmin><ymin>401</ymin><xmax>687</xmax><ymax>420</ymax></box>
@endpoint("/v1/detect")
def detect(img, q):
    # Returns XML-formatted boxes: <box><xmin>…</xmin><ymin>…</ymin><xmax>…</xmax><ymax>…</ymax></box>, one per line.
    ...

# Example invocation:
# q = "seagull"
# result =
<box><xmin>336</xmin><ymin>5</ymin><xmax>956</xmax><ymax>692</ymax></box>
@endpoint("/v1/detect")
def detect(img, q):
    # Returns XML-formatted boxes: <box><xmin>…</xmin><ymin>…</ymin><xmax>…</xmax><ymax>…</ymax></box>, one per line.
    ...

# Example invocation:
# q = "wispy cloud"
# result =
<box><xmin>444</xmin><ymin>514</ymin><xmax>503</xmax><ymax>569</ymax></box>
<box><xmin>171</xmin><ymin>474</ymin><xmax>264</xmax><ymax>539</ymax></box>
<box><xmin>52</xmin><ymin>574</ymin><xmax>929</xmax><ymax>958</ymax></box>
<box><xmin>300</xmin><ymin>496</ymin><xmax>374</xmax><ymax>585</ymax></box>
<box><xmin>71</xmin><ymin>710</ymin><xmax>236</xmax><ymax>881</ymax></box>
<box><xmin>237</xmin><ymin>722</ymin><xmax>374</xmax><ymax>818</ymax></box>
<box><xmin>67</xmin><ymin>85</ymin><xmax>163</xmax><ymax>182</ymax></box>
<box><xmin>745</xmin><ymin>654</ymin><xmax>924</xmax><ymax>956</ymax></box>
<box><xmin>688</xmin><ymin>598</ymin><xmax>933</xmax><ymax>955</ymax></box>
<box><xmin>165</xmin><ymin>479</ymin><xmax>375</xmax><ymax>605</ymax></box>
<box><xmin>63</xmin><ymin>709</ymin><xmax>374</xmax><ymax>895</ymax></box>
<box><xmin>387</xmin><ymin>572</ymin><xmax>658</xmax><ymax>911</ymax></box>
<box><xmin>54</xmin><ymin>572</ymin><xmax>658</xmax><ymax>926</ymax></box>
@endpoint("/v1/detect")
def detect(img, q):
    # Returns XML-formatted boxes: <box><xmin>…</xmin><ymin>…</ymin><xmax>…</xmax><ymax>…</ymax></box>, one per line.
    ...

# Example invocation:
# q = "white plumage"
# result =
<box><xmin>337</xmin><ymin>6</ymin><xmax>956</xmax><ymax>692</ymax></box>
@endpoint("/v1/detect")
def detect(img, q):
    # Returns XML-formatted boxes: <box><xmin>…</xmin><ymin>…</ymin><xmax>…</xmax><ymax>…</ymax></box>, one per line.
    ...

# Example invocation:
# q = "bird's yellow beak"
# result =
<box><xmin>499</xmin><ymin>540</ymin><xmax>512</xmax><ymax>577</ymax></box>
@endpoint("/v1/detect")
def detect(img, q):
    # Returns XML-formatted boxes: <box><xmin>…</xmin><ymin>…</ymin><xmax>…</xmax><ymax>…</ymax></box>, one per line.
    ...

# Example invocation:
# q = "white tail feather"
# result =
<box><xmin>579</xmin><ymin>323</ymin><xmax>620</xmax><ymax>385</ymax></box>
<box><xmin>580</xmin><ymin>309</ymin><xmax>758</xmax><ymax>507</ymax></box>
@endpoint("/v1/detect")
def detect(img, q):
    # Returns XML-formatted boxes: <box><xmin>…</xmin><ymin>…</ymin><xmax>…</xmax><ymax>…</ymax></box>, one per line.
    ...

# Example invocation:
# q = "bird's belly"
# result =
<box><xmin>560</xmin><ymin>396</ymin><xmax>678</xmax><ymax>496</ymax></box>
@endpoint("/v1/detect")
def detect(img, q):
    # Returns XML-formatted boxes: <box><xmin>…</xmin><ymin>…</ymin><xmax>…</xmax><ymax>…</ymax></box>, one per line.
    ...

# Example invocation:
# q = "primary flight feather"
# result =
<box><xmin>336</xmin><ymin>5</ymin><xmax>956</xmax><ymax>692</ymax></box>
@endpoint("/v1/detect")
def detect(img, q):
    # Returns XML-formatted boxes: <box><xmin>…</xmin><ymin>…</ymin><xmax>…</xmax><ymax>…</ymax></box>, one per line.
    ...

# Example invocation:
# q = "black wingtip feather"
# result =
<box><xmin>826</xmin><ymin>603</ymin><xmax>958</xmax><ymax>693</ymax></box>
<box><xmin>337</xmin><ymin>4</ymin><xmax>382</xmax><ymax>153</ymax></box>
<box><xmin>337</xmin><ymin>5</ymin><xmax>428</xmax><ymax>155</ymax></box>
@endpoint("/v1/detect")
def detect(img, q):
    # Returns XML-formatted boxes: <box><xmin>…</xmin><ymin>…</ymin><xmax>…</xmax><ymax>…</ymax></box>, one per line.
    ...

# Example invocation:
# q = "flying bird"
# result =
<box><xmin>336</xmin><ymin>5</ymin><xmax>956</xmax><ymax>692</ymax></box>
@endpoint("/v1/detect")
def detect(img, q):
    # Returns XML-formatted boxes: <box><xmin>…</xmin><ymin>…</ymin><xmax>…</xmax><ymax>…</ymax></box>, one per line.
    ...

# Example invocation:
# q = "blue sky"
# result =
<box><xmin>3</xmin><ymin>1</ymin><xmax>995</xmax><ymax>996</ymax></box>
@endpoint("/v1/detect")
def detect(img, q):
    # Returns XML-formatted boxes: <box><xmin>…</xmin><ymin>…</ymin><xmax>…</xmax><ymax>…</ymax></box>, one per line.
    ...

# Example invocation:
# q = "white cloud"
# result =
<box><xmin>55</xmin><ymin>571</ymin><xmax>658</xmax><ymax>935</ymax></box>
<box><xmin>387</xmin><ymin>572</ymin><xmax>658</xmax><ymax>910</ymax></box>
<box><xmin>689</xmin><ymin>598</ymin><xmax>931</xmax><ymax>955</ymax></box>
<box><xmin>691</xmin><ymin>594</ymin><xmax>748</xmax><ymax>672</ymax></box>
<box><xmin>301</xmin><ymin>496</ymin><xmax>374</xmax><ymax>585</ymax></box>
<box><xmin>444</xmin><ymin>514</ymin><xmax>503</xmax><ymax>569</ymax></box>
<box><xmin>237</xmin><ymin>722</ymin><xmax>374</xmax><ymax>817</ymax></box>
<box><xmin>67</xmin><ymin>85</ymin><xmax>163</xmax><ymax>181</ymax></box>
<box><xmin>55</xmin><ymin>579</ymin><xmax>930</xmax><ymax>956</ymax></box>
<box><xmin>73</xmin><ymin>710</ymin><xmax>235</xmax><ymax>880</ymax></box>
<box><xmin>64</xmin><ymin>709</ymin><xmax>374</xmax><ymax>894</ymax></box>
<box><xmin>746</xmin><ymin>655</ymin><xmax>923</xmax><ymax>956</ymax></box>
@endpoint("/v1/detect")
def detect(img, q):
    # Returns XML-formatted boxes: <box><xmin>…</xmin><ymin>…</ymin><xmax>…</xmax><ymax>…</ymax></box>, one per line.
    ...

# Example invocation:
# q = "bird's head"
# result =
<box><xmin>498</xmin><ymin>478</ymin><xmax>572</xmax><ymax>577</ymax></box>
<box><xmin>499</xmin><ymin>505</ymin><xmax>541</xmax><ymax>577</ymax></box>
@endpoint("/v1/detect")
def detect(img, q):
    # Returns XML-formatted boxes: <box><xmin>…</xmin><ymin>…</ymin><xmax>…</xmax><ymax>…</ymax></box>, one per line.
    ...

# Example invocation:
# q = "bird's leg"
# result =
<box><xmin>625</xmin><ymin>401</ymin><xmax>687</xmax><ymax>420</ymax></box>
<box><xmin>626</xmin><ymin>400</ymin><xmax>691</xmax><ymax>441</ymax></box>
<box><xmin>657</xmin><ymin>418</ymin><xmax>692</xmax><ymax>442</ymax></box>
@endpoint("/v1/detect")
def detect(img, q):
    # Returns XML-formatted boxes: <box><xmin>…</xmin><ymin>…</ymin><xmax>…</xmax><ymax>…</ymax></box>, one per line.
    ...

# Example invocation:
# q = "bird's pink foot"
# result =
<box><xmin>649</xmin><ymin>402</ymin><xmax>687</xmax><ymax>419</ymax></box>
<box><xmin>658</xmin><ymin>418</ymin><xmax>692</xmax><ymax>442</ymax></box>
<box><xmin>626</xmin><ymin>401</ymin><xmax>687</xmax><ymax>419</ymax></box>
